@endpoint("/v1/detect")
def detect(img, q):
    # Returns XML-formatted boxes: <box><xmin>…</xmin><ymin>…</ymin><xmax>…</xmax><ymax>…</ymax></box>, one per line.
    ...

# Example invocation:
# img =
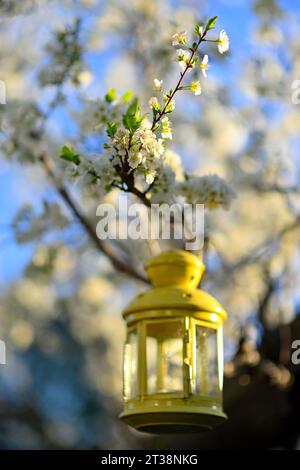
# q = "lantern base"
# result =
<box><xmin>120</xmin><ymin>407</ymin><xmax>227</xmax><ymax>434</ymax></box>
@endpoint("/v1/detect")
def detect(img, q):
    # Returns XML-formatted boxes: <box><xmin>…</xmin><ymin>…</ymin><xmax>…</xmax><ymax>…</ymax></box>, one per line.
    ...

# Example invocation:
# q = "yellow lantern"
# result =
<box><xmin>120</xmin><ymin>250</ymin><xmax>227</xmax><ymax>433</ymax></box>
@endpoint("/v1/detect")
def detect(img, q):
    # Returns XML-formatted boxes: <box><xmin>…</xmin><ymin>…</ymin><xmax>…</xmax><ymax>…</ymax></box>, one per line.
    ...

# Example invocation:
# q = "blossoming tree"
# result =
<box><xmin>0</xmin><ymin>0</ymin><xmax>300</xmax><ymax>450</ymax></box>
<box><xmin>62</xmin><ymin>19</ymin><xmax>233</xmax><ymax>221</ymax></box>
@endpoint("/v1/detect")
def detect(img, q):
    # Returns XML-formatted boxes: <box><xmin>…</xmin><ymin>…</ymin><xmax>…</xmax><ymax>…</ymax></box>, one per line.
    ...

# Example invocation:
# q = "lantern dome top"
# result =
<box><xmin>123</xmin><ymin>250</ymin><xmax>227</xmax><ymax>323</ymax></box>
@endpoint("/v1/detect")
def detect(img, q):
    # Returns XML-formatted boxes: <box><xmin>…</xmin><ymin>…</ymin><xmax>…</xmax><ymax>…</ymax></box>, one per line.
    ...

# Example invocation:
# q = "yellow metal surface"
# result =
<box><xmin>120</xmin><ymin>405</ymin><xmax>227</xmax><ymax>433</ymax></box>
<box><xmin>124</xmin><ymin>309</ymin><xmax>223</xmax><ymax>327</ymax></box>
<box><xmin>120</xmin><ymin>394</ymin><xmax>227</xmax><ymax>432</ymax></box>
<box><xmin>123</xmin><ymin>250</ymin><xmax>227</xmax><ymax>324</ymax></box>
<box><xmin>146</xmin><ymin>250</ymin><xmax>205</xmax><ymax>288</ymax></box>
<box><xmin>123</xmin><ymin>288</ymin><xmax>227</xmax><ymax>323</ymax></box>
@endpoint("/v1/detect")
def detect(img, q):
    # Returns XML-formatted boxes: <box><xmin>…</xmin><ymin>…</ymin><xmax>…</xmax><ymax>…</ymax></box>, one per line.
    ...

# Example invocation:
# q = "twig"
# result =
<box><xmin>254</xmin><ymin>184</ymin><xmax>300</xmax><ymax>195</ymax></box>
<box><xmin>230</xmin><ymin>217</ymin><xmax>300</xmax><ymax>271</ymax></box>
<box><xmin>151</xmin><ymin>29</ymin><xmax>208</xmax><ymax>131</ymax></box>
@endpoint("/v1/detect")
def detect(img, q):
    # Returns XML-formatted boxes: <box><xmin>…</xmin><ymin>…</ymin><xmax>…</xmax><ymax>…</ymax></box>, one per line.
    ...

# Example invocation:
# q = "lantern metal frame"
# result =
<box><xmin>120</xmin><ymin>250</ymin><xmax>228</xmax><ymax>433</ymax></box>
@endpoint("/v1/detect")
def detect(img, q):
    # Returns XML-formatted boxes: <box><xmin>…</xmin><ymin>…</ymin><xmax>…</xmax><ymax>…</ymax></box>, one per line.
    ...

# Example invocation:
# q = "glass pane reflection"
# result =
<box><xmin>195</xmin><ymin>326</ymin><xmax>219</xmax><ymax>397</ymax></box>
<box><xmin>123</xmin><ymin>330</ymin><xmax>138</xmax><ymax>400</ymax></box>
<box><xmin>146</xmin><ymin>321</ymin><xmax>183</xmax><ymax>394</ymax></box>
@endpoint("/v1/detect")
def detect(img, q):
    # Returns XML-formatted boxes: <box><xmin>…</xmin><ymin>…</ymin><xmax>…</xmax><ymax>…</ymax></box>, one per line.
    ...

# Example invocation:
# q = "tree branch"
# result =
<box><xmin>230</xmin><ymin>216</ymin><xmax>300</xmax><ymax>271</ymax></box>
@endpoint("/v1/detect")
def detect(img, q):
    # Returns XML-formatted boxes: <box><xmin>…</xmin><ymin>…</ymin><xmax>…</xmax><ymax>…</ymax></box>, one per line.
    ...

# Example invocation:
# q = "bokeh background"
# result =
<box><xmin>1</xmin><ymin>0</ymin><xmax>300</xmax><ymax>449</ymax></box>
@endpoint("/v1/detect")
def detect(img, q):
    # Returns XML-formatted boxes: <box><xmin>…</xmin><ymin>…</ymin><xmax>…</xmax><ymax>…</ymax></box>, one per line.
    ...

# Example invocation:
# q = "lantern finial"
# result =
<box><xmin>145</xmin><ymin>250</ymin><xmax>205</xmax><ymax>288</ymax></box>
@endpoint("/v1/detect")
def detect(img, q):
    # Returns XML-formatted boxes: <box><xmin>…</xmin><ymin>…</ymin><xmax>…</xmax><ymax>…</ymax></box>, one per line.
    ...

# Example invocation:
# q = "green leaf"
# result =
<box><xmin>105</xmin><ymin>88</ymin><xmax>117</xmax><ymax>103</ymax></box>
<box><xmin>152</xmin><ymin>108</ymin><xmax>159</xmax><ymax>118</ymax></box>
<box><xmin>123</xmin><ymin>114</ymin><xmax>140</xmax><ymax>133</ymax></box>
<box><xmin>206</xmin><ymin>16</ymin><xmax>218</xmax><ymax>31</ymax></box>
<box><xmin>139</xmin><ymin>113</ymin><xmax>147</xmax><ymax>123</ymax></box>
<box><xmin>122</xmin><ymin>97</ymin><xmax>143</xmax><ymax>133</ymax></box>
<box><xmin>195</xmin><ymin>24</ymin><xmax>204</xmax><ymax>36</ymax></box>
<box><xmin>106</xmin><ymin>122</ymin><xmax>118</xmax><ymax>139</ymax></box>
<box><xmin>60</xmin><ymin>146</ymin><xmax>80</xmax><ymax>165</ymax></box>
<box><xmin>127</xmin><ymin>97</ymin><xmax>139</xmax><ymax>116</ymax></box>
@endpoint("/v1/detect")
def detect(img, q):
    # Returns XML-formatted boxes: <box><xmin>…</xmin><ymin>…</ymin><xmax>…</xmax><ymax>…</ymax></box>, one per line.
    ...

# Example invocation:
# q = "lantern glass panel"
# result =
<box><xmin>123</xmin><ymin>329</ymin><xmax>138</xmax><ymax>401</ymax></box>
<box><xmin>195</xmin><ymin>326</ymin><xmax>219</xmax><ymax>397</ymax></box>
<box><xmin>146</xmin><ymin>320</ymin><xmax>184</xmax><ymax>394</ymax></box>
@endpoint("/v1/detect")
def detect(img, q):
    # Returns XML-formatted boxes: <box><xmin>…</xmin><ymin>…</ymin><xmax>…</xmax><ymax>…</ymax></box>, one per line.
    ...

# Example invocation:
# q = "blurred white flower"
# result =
<box><xmin>145</xmin><ymin>172</ymin><xmax>155</xmax><ymax>184</ymax></box>
<box><xmin>150</xmin><ymin>150</ymin><xmax>183</xmax><ymax>204</ymax></box>
<box><xmin>77</xmin><ymin>70</ymin><xmax>93</xmax><ymax>87</ymax></box>
<box><xmin>79</xmin><ymin>277</ymin><xmax>114</xmax><ymax>305</ymax></box>
<box><xmin>153</xmin><ymin>78</ymin><xmax>163</xmax><ymax>91</ymax></box>
<box><xmin>199</xmin><ymin>54</ymin><xmax>209</xmax><ymax>77</ymax></box>
<box><xmin>177</xmin><ymin>48</ymin><xmax>191</xmax><ymax>69</ymax></box>
<box><xmin>148</xmin><ymin>96</ymin><xmax>160</xmax><ymax>110</ymax></box>
<box><xmin>172</xmin><ymin>31</ymin><xmax>186</xmax><ymax>46</ymax></box>
<box><xmin>190</xmin><ymin>81</ymin><xmax>202</xmax><ymax>95</ymax></box>
<box><xmin>161</xmin><ymin>116</ymin><xmax>172</xmax><ymax>140</ymax></box>
<box><xmin>15</xmin><ymin>279</ymin><xmax>55</xmax><ymax>314</ymax></box>
<box><xmin>177</xmin><ymin>174</ymin><xmax>236</xmax><ymax>209</ymax></box>
<box><xmin>128</xmin><ymin>151</ymin><xmax>144</xmax><ymax>169</ymax></box>
<box><xmin>10</xmin><ymin>320</ymin><xmax>34</xmax><ymax>350</ymax></box>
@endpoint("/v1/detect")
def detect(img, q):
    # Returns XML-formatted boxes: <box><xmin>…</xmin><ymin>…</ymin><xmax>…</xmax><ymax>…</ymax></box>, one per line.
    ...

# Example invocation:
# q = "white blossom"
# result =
<box><xmin>98</xmin><ymin>125</ymin><xmax>167</xmax><ymax>186</ymax></box>
<box><xmin>199</xmin><ymin>54</ymin><xmax>209</xmax><ymax>77</ymax></box>
<box><xmin>150</xmin><ymin>150</ymin><xmax>184</xmax><ymax>204</ymax></box>
<box><xmin>172</xmin><ymin>31</ymin><xmax>186</xmax><ymax>46</ymax></box>
<box><xmin>94</xmin><ymin>151</ymin><xmax>120</xmax><ymax>191</ymax></box>
<box><xmin>145</xmin><ymin>172</ymin><xmax>155</xmax><ymax>184</ymax></box>
<box><xmin>128</xmin><ymin>151</ymin><xmax>144</xmax><ymax>169</ymax></box>
<box><xmin>161</xmin><ymin>116</ymin><xmax>172</xmax><ymax>140</ymax></box>
<box><xmin>190</xmin><ymin>81</ymin><xmax>202</xmax><ymax>96</ymax></box>
<box><xmin>153</xmin><ymin>78</ymin><xmax>163</xmax><ymax>91</ymax></box>
<box><xmin>163</xmin><ymin>149</ymin><xmax>184</xmax><ymax>180</ymax></box>
<box><xmin>148</xmin><ymin>96</ymin><xmax>160</xmax><ymax>110</ymax></box>
<box><xmin>177</xmin><ymin>49</ymin><xmax>191</xmax><ymax>70</ymax></box>
<box><xmin>217</xmin><ymin>30</ymin><xmax>229</xmax><ymax>54</ymax></box>
<box><xmin>177</xmin><ymin>174</ymin><xmax>236</xmax><ymax>209</ymax></box>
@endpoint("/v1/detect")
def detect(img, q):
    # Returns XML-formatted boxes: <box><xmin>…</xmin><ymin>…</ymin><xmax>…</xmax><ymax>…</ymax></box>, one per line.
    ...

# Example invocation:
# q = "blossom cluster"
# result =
<box><xmin>112</xmin><ymin>125</ymin><xmax>165</xmax><ymax>184</ymax></box>
<box><xmin>163</xmin><ymin>23</ymin><xmax>229</xmax><ymax>99</ymax></box>
<box><xmin>177</xmin><ymin>174</ymin><xmax>236</xmax><ymax>210</ymax></box>
<box><xmin>149</xmin><ymin>150</ymin><xmax>184</xmax><ymax>204</ymax></box>
<box><xmin>65</xmin><ymin>122</ymin><xmax>167</xmax><ymax>192</ymax></box>
<box><xmin>63</xmin><ymin>17</ymin><xmax>235</xmax><ymax>211</ymax></box>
